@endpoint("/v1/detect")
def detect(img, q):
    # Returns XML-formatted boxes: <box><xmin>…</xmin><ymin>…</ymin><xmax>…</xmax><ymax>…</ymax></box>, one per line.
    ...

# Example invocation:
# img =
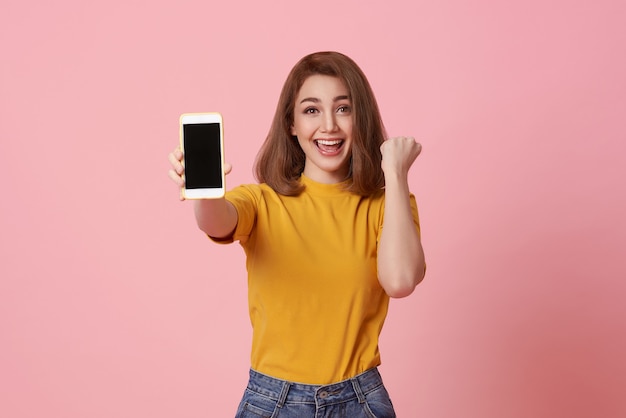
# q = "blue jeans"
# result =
<box><xmin>235</xmin><ymin>367</ymin><xmax>396</xmax><ymax>417</ymax></box>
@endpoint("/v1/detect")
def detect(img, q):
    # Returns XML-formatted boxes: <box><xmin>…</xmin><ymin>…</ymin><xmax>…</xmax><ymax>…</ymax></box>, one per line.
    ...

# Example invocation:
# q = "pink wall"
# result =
<box><xmin>2</xmin><ymin>0</ymin><xmax>625</xmax><ymax>417</ymax></box>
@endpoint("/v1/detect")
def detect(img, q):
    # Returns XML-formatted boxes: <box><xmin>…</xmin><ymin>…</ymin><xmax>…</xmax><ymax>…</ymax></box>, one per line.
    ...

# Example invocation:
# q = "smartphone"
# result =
<box><xmin>179</xmin><ymin>112</ymin><xmax>225</xmax><ymax>199</ymax></box>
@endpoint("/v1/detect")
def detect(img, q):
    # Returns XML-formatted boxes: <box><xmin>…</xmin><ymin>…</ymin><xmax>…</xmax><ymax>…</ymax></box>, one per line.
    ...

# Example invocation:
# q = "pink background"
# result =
<box><xmin>2</xmin><ymin>0</ymin><xmax>625</xmax><ymax>417</ymax></box>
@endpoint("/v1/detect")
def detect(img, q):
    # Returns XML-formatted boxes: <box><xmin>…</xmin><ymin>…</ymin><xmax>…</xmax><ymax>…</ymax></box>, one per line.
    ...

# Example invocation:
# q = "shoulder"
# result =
<box><xmin>225</xmin><ymin>183</ymin><xmax>281</xmax><ymax>203</ymax></box>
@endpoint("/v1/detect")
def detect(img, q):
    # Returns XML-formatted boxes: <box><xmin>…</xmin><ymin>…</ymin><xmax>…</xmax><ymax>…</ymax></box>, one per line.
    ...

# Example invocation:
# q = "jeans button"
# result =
<box><xmin>319</xmin><ymin>391</ymin><xmax>328</xmax><ymax>399</ymax></box>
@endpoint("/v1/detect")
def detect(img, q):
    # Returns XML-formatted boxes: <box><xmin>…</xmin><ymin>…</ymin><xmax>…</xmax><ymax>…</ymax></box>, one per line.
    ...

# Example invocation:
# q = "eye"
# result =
<box><xmin>337</xmin><ymin>105</ymin><xmax>351</xmax><ymax>113</ymax></box>
<box><xmin>304</xmin><ymin>106</ymin><xmax>319</xmax><ymax>115</ymax></box>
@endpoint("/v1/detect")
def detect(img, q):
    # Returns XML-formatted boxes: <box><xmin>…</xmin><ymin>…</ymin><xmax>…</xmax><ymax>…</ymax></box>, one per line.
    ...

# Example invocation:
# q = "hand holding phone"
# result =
<box><xmin>179</xmin><ymin>113</ymin><xmax>225</xmax><ymax>199</ymax></box>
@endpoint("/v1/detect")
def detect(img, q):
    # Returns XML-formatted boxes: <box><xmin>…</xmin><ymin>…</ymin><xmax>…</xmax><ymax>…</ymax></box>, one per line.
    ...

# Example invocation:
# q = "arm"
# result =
<box><xmin>168</xmin><ymin>148</ymin><xmax>238</xmax><ymax>238</ymax></box>
<box><xmin>377</xmin><ymin>137</ymin><xmax>426</xmax><ymax>298</ymax></box>
<box><xmin>193</xmin><ymin>198</ymin><xmax>237</xmax><ymax>238</ymax></box>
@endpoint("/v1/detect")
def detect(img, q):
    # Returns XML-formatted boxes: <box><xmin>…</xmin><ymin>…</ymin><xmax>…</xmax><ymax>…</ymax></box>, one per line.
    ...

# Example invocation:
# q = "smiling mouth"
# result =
<box><xmin>315</xmin><ymin>139</ymin><xmax>344</xmax><ymax>154</ymax></box>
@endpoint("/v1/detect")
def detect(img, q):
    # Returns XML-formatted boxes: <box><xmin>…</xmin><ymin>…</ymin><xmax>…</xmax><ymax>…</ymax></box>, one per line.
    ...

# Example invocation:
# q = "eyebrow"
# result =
<box><xmin>299</xmin><ymin>95</ymin><xmax>350</xmax><ymax>104</ymax></box>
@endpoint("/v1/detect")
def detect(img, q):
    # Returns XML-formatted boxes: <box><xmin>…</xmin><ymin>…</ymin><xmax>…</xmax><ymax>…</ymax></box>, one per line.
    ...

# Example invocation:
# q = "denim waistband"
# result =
<box><xmin>245</xmin><ymin>368</ymin><xmax>384</xmax><ymax>407</ymax></box>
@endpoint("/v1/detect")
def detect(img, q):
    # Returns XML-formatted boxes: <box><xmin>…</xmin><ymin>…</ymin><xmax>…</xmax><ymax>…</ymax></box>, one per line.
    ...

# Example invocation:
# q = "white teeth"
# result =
<box><xmin>316</xmin><ymin>139</ymin><xmax>342</xmax><ymax>146</ymax></box>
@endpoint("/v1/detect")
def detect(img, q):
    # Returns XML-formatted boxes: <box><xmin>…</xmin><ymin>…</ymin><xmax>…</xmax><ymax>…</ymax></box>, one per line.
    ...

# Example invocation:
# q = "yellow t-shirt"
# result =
<box><xmin>213</xmin><ymin>175</ymin><xmax>421</xmax><ymax>384</ymax></box>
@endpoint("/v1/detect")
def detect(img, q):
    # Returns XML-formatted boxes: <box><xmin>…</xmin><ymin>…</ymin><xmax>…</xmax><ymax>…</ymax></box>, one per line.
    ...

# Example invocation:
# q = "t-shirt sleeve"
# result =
<box><xmin>409</xmin><ymin>193</ymin><xmax>427</xmax><ymax>274</ymax></box>
<box><xmin>377</xmin><ymin>193</ymin><xmax>422</xmax><ymax>241</ymax></box>
<box><xmin>207</xmin><ymin>184</ymin><xmax>260</xmax><ymax>245</ymax></box>
<box><xmin>409</xmin><ymin>193</ymin><xmax>422</xmax><ymax>237</ymax></box>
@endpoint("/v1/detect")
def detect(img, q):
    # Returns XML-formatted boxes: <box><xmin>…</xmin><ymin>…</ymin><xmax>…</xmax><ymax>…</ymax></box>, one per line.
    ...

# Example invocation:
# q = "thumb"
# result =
<box><xmin>224</xmin><ymin>162</ymin><xmax>233</xmax><ymax>175</ymax></box>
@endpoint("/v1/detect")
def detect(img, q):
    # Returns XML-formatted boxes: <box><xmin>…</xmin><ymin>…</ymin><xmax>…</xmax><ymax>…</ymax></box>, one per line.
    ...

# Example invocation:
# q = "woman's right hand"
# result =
<box><xmin>168</xmin><ymin>147</ymin><xmax>233</xmax><ymax>201</ymax></box>
<box><xmin>168</xmin><ymin>148</ymin><xmax>186</xmax><ymax>192</ymax></box>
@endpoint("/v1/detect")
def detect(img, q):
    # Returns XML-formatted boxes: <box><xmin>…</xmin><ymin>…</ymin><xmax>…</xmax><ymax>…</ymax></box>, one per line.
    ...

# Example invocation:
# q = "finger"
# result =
<box><xmin>223</xmin><ymin>162</ymin><xmax>233</xmax><ymax>175</ymax></box>
<box><xmin>168</xmin><ymin>168</ymin><xmax>185</xmax><ymax>187</ymax></box>
<box><xmin>168</xmin><ymin>152</ymin><xmax>184</xmax><ymax>174</ymax></box>
<box><xmin>399</xmin><ymin>136</ymin><xmax>416</xmax><ymax>146</ymax></box>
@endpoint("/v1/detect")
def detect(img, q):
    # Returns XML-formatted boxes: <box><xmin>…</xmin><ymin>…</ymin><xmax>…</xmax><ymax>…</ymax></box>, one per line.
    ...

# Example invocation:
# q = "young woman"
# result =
<box><xmin>168</xmin><ymin>51</ymin><xmax>425</xmax><ymax>418</ymax></box>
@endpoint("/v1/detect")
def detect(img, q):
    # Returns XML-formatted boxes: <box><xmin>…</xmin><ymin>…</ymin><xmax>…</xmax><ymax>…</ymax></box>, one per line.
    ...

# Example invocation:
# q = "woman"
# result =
<box><xmin>168</xmin><ymin>51</ymin><xmax>425</xmax><ymax>417</ymax></box>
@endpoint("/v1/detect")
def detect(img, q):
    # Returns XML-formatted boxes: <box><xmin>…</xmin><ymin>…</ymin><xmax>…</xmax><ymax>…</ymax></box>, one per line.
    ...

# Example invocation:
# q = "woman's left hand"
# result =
<box><xmin>380</xmin><ymin>136</ymin><xmax>422</xmax><ymax>177</ymax></box>
<box><xmin>377</xmin><ymin>136</ymin><xmax>426</xmax><ymax>298</ymax></box>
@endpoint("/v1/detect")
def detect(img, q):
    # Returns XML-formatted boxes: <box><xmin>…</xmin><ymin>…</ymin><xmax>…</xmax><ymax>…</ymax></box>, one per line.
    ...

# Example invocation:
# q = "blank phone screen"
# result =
<box><xmin>183</xmin><ymin>123</ymin><xmax>223</xmax><ymax>189</ymax></box>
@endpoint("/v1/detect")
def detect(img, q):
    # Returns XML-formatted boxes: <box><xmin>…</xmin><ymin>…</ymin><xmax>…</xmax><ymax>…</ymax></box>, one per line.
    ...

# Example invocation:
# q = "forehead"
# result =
<box><xmin>296</xmin><ymin>74</ymin><xmax>349</xmax><ymax>99</ymax></box>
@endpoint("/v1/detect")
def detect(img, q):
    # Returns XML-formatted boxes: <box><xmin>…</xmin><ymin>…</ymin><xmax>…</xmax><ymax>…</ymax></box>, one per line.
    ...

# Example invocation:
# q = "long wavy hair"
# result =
<box><xmin>254</xmin><ymin>51</ymin><xmax>387</xmax><ymax>196</ymax></box>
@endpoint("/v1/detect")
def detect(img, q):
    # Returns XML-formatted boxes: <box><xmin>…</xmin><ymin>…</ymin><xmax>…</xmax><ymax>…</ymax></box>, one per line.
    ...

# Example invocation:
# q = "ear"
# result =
<box><xmin>290</xmin><ymin>125</ymin><xmax>297</xmax><ymax>136</ymax></box>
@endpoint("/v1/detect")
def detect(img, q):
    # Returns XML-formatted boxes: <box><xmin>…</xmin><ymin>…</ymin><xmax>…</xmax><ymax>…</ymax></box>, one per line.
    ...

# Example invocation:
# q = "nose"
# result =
<box><xmin>320</xmin><ymin>112</ymin><xmax>337</xmax><ymax>133</ymax></box>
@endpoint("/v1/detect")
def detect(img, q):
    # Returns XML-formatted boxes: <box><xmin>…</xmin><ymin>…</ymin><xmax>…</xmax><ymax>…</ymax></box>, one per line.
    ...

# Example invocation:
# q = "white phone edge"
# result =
<box><xmin>179</xmin><ymin>112</ymin><xmax>225</xmax><ymax>200</ymax></box>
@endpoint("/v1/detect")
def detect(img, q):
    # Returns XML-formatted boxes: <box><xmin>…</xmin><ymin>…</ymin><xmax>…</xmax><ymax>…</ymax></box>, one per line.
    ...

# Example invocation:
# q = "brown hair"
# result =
<box><xmin>254</xmin><ymin>51</ymin><xmax>387</xmax><ymax>196</ymax></box>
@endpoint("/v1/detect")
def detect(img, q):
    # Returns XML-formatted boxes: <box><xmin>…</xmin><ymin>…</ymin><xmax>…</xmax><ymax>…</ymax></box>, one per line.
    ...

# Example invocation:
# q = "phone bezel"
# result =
<box><xmin>179</xmin><ymin>112</ymin><xmax>225</xmax><ymax>199</ymax></box>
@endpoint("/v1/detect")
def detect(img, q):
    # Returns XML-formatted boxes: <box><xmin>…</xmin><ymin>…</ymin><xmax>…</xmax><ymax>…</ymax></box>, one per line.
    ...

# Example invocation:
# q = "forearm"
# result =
<box><xmin>377</xmin><ymin>174</ymin><xmax>425</xmax><ymax>298</ymax></box>
<box><xmin>193</xmin><ymin>198</ymin><xmax>238</xmax><ymax>238</ymax></box>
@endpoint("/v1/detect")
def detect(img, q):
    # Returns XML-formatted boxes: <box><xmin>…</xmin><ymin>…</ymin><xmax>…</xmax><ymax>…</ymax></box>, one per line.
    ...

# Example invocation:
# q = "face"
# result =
<box><xmin>291</xmin><ymin>74</ymin><xmax>353</xmax><ymax>184</ymax></box>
